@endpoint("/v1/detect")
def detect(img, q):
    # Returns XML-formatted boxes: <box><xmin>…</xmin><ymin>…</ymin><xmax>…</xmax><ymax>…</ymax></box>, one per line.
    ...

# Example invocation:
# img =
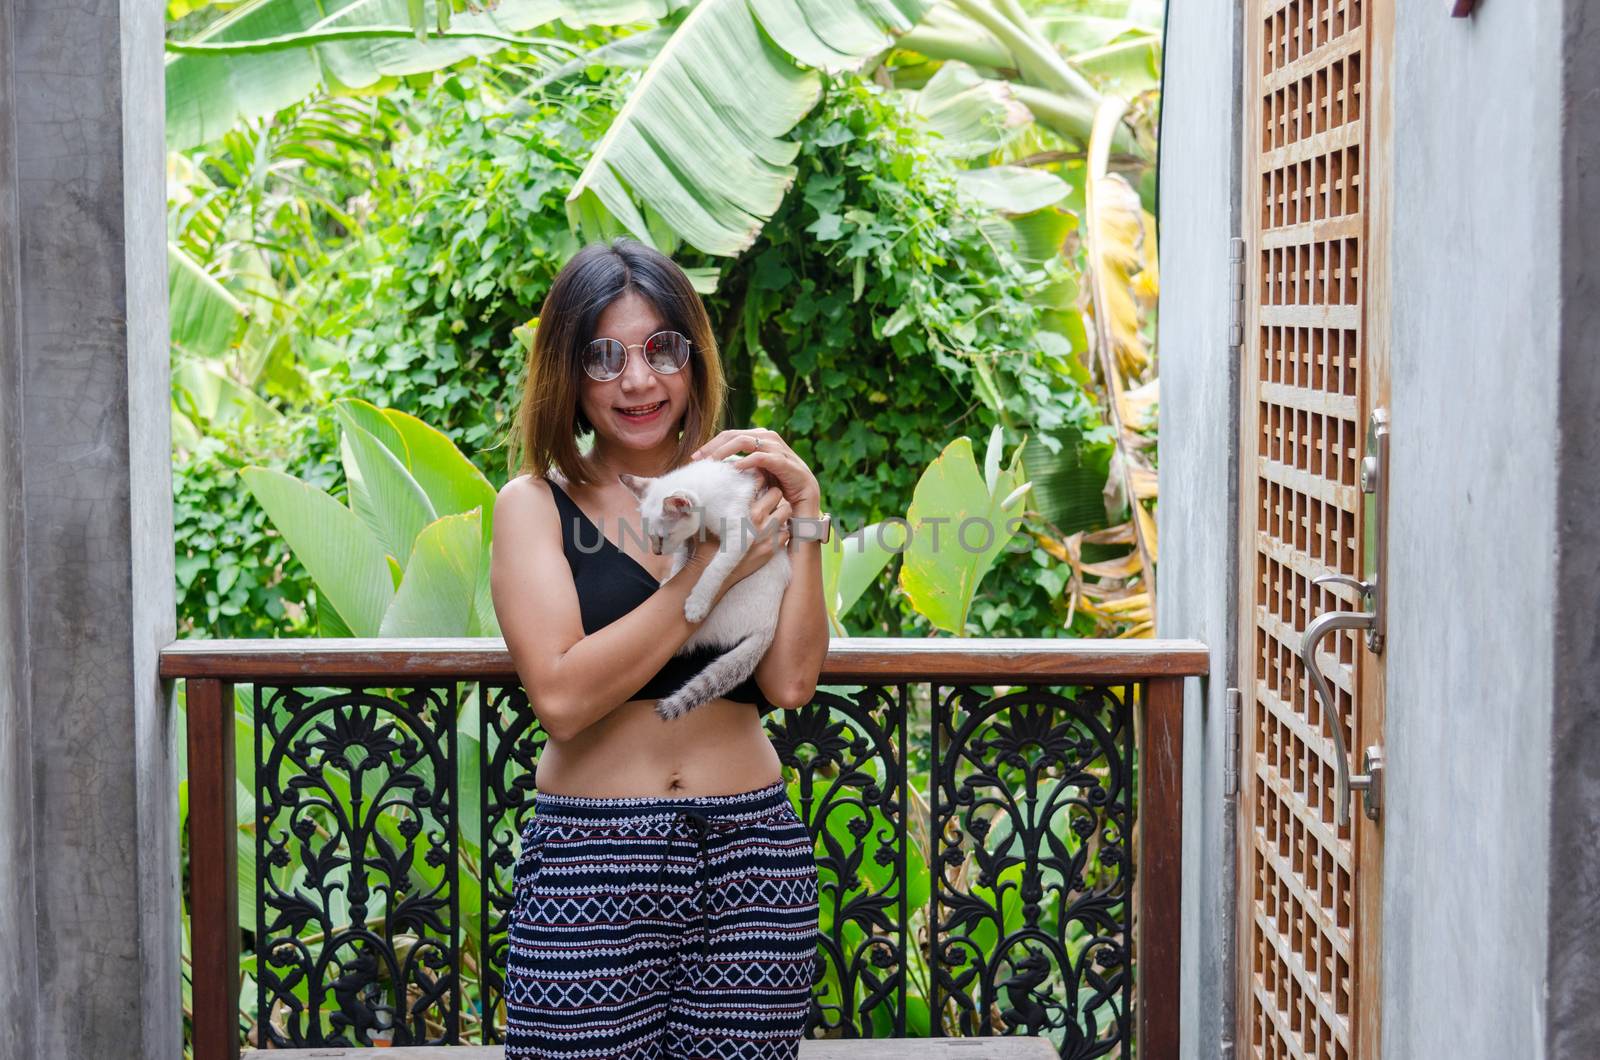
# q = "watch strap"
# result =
<box><xmin>789</xmin><ymin>512</ymin><xmax>832</xmax><ymax>544</ymax></box>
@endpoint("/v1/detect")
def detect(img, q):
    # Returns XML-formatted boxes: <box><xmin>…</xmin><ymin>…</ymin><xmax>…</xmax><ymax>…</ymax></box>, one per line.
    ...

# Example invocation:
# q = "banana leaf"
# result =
<box><xmin>240</xmin><ymin>466</ymin><xmax>397</xmax><ymax>636</ymax></box>
<box><xmin>567</xmin><ymin>0</ymin><xmax>933</xmax><ymax>256</ymax></box>
<box><xmin>166</xmin><ymin>0</ymin><xmax>684</xmax><ymax>150</ymax></box>
<box><xmin>898</xmin><ymin>426</ymin><xmax>1031</xmax><ymax>635</ymax></box>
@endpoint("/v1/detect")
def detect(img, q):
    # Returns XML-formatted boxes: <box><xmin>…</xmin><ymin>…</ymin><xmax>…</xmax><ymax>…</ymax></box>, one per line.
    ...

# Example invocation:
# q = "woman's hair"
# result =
<box><xmin>506</xmin><ymin>238</ymin><xmax>725</xmax><ymax>488</ymax></box>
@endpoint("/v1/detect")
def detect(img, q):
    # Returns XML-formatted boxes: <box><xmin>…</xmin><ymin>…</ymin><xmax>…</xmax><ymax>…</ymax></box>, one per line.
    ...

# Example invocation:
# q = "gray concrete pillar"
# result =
<box><xmin>1155</xmin><ymin>2</ymin><xmax>1244</xmax><ymax>1057</ymax></box>
<box><xmin>0</xmin><ymin>0</ymin><xmax>179</xmax><ymax>1056</ymax></box>
<box><xmin>1549</xmin><ymin>5</ymin><xmax>1600</xmax><ymax>1055</ymax></box>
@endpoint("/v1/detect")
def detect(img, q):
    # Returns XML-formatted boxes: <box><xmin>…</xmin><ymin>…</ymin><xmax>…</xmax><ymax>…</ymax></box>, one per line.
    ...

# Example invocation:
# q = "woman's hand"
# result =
<box><xmin>691</xmin><ymin>428</ymin><xmax>821</xmax><ymax>516</ymax></box>
<box><xmin>708</xmin><ymin>486</ymin><xmax>791</xmax><ymax>604</ymax></box>
<box><xmin>683</xmin><ymin>533</ymin><xmax>721</xmax><ymax>572</ymax></box>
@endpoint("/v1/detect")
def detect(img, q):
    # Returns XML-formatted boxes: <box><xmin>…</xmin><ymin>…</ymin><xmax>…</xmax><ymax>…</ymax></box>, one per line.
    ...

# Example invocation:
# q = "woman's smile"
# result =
<box><xmin>616</xmin><ymin>398</ymin><xmax>668</xmax><ymax>425</ymax></box>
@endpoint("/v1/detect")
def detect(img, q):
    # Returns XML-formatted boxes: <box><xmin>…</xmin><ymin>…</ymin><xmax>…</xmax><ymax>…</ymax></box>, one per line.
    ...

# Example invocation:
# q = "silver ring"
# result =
<box><xmin>753</xmin><ymin>437</ymin><xmax>763</xmax><ymax>450</ymax></box>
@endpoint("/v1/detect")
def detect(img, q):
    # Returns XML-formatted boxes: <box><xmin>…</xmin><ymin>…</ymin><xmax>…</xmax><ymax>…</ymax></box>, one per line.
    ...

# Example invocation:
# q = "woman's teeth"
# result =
<box><xmin>619</xmin><ymin>401</ymin><xmax>665</xmax><ymax>418</ymax></box>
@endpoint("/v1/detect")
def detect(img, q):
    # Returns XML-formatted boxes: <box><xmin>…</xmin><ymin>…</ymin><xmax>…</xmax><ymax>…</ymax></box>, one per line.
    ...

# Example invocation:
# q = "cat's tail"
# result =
<box><xmin>655</xmin><ymin>633</ymin><xmax>771</xmax><ymax>722</ymax></box>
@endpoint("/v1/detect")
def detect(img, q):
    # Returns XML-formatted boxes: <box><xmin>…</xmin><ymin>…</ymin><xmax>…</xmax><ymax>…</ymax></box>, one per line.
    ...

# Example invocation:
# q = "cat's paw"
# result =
<box><xmin>683</xmin><ymin>594</ymin><xmax>712</xmax><ymax>624</ymax></box>
<box><xmin>655</xmin><ymin>696</ymin><xmax>689</xmax><ymax>722</ymax></box>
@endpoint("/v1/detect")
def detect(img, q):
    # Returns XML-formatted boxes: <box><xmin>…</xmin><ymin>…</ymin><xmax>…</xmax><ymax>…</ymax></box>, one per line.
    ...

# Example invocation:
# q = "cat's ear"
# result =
<box><xmin>663</xmin><ymin>491</ymin><xmax>695</xmax><ymax>517</ymax></box>
<box><xmin>618</xmin><ymin>473</ymin><xmax>652</xmax><ymax>500</ymax></box>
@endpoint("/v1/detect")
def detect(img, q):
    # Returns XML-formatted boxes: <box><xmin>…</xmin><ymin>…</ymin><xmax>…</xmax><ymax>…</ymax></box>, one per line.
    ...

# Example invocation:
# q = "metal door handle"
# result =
<box><xmin>1300</xmin><ymin>575</ymin><xmax>1384</xmax><ymax>827</ymax></box>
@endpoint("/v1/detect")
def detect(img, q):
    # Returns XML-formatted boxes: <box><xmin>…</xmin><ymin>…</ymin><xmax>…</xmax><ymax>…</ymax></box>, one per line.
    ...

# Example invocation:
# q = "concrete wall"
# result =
<box><xmin>1153</xmin><ymin>1</ymin><xmax>1241</xmax><ymax>1057</ymax></box>
<box><xmin>0</xmin><ymin>4</ymin><xmax>39</xmax><ymax>1054</ymax></box>
<box><xmin>1160</xmin><ymin>1</ymin><xmax>1600</xmax><ymax>1057</ymax></box>
<box><xmin>1547</xmin><ymin>3</ymin><xmax>1600</xmax><ymax>1057</ymax></box>
<box><xmin>1380</xmin><ymin>4</ymin><xmax>1563</xmax><ymax>1055</ymax></box>
<box><xmin>0</xmin><ymin>1</ymin><xmax>179</xmax><ymax>1056</ymax></box>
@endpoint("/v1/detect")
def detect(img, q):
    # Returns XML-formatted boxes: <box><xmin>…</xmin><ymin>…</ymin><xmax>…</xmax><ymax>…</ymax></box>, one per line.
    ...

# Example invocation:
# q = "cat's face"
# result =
<box><xmin>618</xmin><ymin>473</ymin><xmax>702</xmax><ymax>554</ymax></box>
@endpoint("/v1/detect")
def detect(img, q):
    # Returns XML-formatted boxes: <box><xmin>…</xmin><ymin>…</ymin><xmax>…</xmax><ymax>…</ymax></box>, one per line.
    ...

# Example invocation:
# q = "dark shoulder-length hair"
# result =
<box><xmin>506</xmin><ymin>238</ymin><xmax>725</xmax><ymax>489</ymax></box>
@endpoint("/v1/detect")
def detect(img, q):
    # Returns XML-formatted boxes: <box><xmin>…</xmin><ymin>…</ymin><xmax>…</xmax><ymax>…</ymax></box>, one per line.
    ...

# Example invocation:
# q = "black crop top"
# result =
<box><xmin>545</xmin><ymin>477</ymin><xmax>770</xmax><ymax>709</ymax></box>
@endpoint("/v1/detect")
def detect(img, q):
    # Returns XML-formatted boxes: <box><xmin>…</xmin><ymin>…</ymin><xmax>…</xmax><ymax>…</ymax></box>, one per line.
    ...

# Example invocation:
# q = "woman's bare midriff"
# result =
<box><xmin>532</xmin><ymin>694</ymin><xmax>784</xmax><ymax>798</ymax></box>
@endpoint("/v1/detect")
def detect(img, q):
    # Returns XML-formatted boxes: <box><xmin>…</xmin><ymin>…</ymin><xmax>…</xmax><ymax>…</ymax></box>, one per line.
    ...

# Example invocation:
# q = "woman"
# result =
<box><xmin>489</xmin><ymin>238</ymin><xmax>829</xmax><ymax>1059</ymax></box>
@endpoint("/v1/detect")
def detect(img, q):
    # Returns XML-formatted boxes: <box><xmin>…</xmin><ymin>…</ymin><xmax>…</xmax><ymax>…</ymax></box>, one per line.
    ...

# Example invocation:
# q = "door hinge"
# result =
<box><xmin>1228</xmin><ymin>237</ymin><xmax>1246</xmax><ymax>350</ymax></box>
<box><xmin>1224</xmin><ymin>687</ymin><xmax>1243</xmax><ymax>797</ymax></box>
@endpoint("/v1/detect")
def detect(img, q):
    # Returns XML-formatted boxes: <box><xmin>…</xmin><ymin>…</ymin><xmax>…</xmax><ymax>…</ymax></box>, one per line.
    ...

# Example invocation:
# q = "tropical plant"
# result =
<box><xmin>683</xmin><ymin>74</ymin><xmax>1097</xmax><ymax>639</ymax></box>
<box><xmin>240</xmin><ymin>398</ymin><xmax>501</xmax><ymax>637</ymax></box>
<box><xmin>557</xmin><ymin>0</ymin><xmax>1152</xmax><ymax>266</ymax></box>
<box><xmin>564</xmin><ymin>0</ymin><xmax>935</xmax><ymax>261</ymax></box>
<box><xmin>168</xmin><ymin>92</ymin><xmax>397</xmax><ymax>446</ymax></box>
<box><xmin>163</xmin><ymin>0</ymin><xmax>677</xmax><ymax>150</ymax></box>
<box><xmin>165</xmin><ymin>1</ymin><xmax>1155</xmax><ymax>254</ymax></box>
<box><xmin>1030</xmin><ymin>94</ymin><xmax>1159</xmax><ymax>638</ymax></box>
<box><xmin>896</xmin><ymin>426</ymin><xmax>1032</xmax><ymax>635</ymax></box>
<box><xmin>168</xmin><ymin>0</ymin><xmax>1163</xmax><ymax>639</ymax></box>
<box><xmin>546</xmin><ymin>0</ymin><xmax>1164</xmax><ymax>633</ymax></box>
<box><xmin>808</xmin><ymin>426</ymin><xmax>1033</xmax><ymax>637</ymax></box>
<box><xmin>173</xmin><ymin>415</ymin><xmax>326</xmax><ymax>638</ymax></box>
<box><xmin>320</xmin><ymin>70</ymin><xmax>617</xmax><ymax>454</ymax></box>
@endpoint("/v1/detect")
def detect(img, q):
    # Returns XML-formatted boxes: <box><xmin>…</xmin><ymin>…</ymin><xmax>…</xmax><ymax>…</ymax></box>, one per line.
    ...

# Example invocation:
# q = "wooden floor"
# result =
<box><xmin>242</xmin><ymin>1039</ymin><xmax>1059</xmax><ymax>1058</ymax></box>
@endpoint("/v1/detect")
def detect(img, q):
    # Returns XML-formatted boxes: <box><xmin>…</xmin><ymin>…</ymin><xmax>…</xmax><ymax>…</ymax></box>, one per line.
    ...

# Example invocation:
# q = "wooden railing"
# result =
<box><xmin>162</xmin><ymin>637</ymin><xmax>1206</xmax><ymax>1059</ymax></box>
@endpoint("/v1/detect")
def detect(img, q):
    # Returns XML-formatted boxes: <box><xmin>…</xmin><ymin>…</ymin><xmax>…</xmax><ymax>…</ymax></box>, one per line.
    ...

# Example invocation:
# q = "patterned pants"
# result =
<box><xmin>504</xmin><ymin>780</ymin><xmax>822</xmax><ymax>1059</ymax></box>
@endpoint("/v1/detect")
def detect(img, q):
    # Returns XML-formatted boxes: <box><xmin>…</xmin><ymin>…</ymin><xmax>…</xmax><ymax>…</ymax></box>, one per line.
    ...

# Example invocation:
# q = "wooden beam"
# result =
<box><xmin>160</xmin><ymin>637</ymin><xmax>1210</xmax><ymax>683</ymax></box>
<box><xmin>1137</xmin><ymin>676</ymin><xmax>1184</xmax><ymax>1057</ymax></box>
<box><xmin>242</xmin><ymin>1039</ymin><xmax>1062</xmax><ymax>1058</ymax></box>
<box><xmin>187</xmin><ymin>678</ymin><xmax>240</xmax><ymax>1060</ymax></box>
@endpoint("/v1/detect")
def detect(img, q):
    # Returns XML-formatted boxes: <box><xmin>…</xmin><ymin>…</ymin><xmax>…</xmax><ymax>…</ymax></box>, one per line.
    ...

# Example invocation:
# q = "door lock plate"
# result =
<box><xmin>1362</xmin><ymin>745</ymin><xmax>1383</xmax><ymax>821</ymax></box>
<box><xmin>1361</xmin><ymin>409</ymin><xmax>1389</xmax><ymax>654</ymax></box>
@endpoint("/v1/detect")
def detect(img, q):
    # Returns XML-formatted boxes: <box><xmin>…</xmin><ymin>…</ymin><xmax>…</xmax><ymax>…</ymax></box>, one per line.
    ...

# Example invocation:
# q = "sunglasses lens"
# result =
<box><xmin>645</xmin><ymin>331</ymin><xmax>691</xmax><ymax>373</ymax></box>
<box><xmin>583</xmin><ymin>338</ymin><xmax>625</xmax><ymax>380</ymax></box>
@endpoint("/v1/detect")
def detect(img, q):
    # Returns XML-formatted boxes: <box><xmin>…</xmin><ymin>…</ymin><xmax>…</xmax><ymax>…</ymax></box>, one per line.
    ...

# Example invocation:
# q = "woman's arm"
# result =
<box><xmin>490</xmin><ymin>475</ymin><xmax>717</xmax><ymax>742</ymax></box>
<box><xmin>751</xmin><ymin>489</ymin><xmax>831</xmax><ymax>709</ymax></box>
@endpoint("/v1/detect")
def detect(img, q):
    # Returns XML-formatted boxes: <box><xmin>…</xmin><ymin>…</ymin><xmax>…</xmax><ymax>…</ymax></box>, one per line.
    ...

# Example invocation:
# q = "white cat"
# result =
<box><xmin>618</xmin><ymin>458</ymin><xmax>792</xmax><ymax>721</ymax></box>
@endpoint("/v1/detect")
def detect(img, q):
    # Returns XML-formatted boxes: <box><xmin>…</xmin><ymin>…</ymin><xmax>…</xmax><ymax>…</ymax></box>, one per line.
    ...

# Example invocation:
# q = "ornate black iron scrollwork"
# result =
<box><xmin>254</xmin><ymin>683</ymin><xmax>458</xmax><ymax>1048</ymax></box>
<box><xmin>479</xmin><ymin>680</ymin><xmax>543</xmax><ymax>1043</ymax></box>
<box><xmin>244</xmin><ymin>677</ymin><xmax>1140</xmax><ymax>1058</ymax></box>
<box><xmin>764</xmin><ymin>685</ymin><xmax>908</xmax><ymax>1038</ymax></box>
<box><xmin>930</xmin><ymin>683</ymin><xmax>1134</xmax><ymax>1058</ymax></box>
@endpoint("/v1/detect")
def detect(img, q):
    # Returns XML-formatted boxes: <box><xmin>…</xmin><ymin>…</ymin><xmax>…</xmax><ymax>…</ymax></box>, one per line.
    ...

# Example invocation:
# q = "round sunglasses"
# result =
<box><xmin>582</xmin><ymin>330</ymin><xmax>692</xmax><ymax>382</ymax></box>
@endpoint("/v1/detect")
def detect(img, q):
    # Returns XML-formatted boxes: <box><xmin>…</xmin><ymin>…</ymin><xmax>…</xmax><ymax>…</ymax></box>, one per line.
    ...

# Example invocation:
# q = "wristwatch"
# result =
<box><xmin>788</xmin><ymin>512</ymin><xmax>833</xmax><ymax>544</ymax></box>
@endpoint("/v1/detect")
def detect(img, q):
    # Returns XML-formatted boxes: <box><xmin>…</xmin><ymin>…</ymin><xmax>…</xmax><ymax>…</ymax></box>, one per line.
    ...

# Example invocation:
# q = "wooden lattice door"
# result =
<box><xmin>1237</xmin><ymin>1</ymin><xmax>1391</xmax><ymax>1058</ymax></box>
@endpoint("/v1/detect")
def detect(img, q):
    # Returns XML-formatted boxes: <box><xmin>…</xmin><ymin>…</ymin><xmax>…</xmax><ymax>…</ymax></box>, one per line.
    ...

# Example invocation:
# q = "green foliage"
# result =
<box><xmin>239</xmin><ymin>398</ymin><xmax>500</xmax><ymax>638</ymax></box>
<box><xmin>702</xmin><ymin>78</ymin><xmax>1107</xmax><ymax>637</ymax></box>
<box><xmin>169</xmin><ymin>64</ymin><xmax>617</xmax><ymax>640</ymax></box>
<box><xmin>162</xmin><ymin>0</ymin><xmax>660</xmax><ymax>151</ymax></box>
<box><xmin>169</xmin><ymin>59</ymin><xmax>1119</xmax><ymax>641</ymax></box>
<box><xmin>174</xmin><ymin>412</ymin><xmax>335</xmax><ymax>638</ymax></box>
<box><xmin>169</xmin><ymin>91</ymin><xmax>396</xmax><ymax>405</ymax></box>
<box><xmin>175</xmin><ymin>65</ymin><xmax>1111</xmax><ymax>641</ymax></box>
<box><xmin>565</xmin><ymin>0</ymin><xmax>934</xmax><ymax>257</ymax></box>
<box><xmin>897</xmin><ymin>427</ymin><xmax>1032</xmax><ymax>635</ymax></box>
<box><xmin>321</xmin><ymin>70</ymin><xmax>624</xmax><ymax>462</ymax></box>
<box><xmin>170</xmin><ymin>66</ymin><xmax>620</xmax><ymax>641</ymax></box>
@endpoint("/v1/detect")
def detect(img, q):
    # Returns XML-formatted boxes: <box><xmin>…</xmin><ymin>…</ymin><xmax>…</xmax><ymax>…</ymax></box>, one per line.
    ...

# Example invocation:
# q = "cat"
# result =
<box><xmin>618</xmin><ymin>458</ymin><xmax>792</xmax><ymax>721</ymax></box>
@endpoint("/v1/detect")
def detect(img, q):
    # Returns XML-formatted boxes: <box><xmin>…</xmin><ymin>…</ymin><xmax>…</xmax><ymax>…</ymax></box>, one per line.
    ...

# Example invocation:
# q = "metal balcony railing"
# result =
<box><xmin>162</xmin><ymin>637</ymin><xmax>1205</xmax><ymax>1059</ymax></box>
